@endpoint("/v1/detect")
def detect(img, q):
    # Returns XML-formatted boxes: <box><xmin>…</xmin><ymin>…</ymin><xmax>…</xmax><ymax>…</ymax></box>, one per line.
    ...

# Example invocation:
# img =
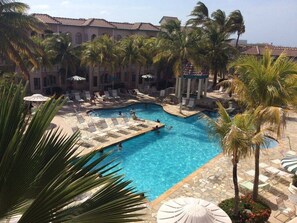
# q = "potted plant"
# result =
<box><xmin>289</xmin><ymin>175</ymin><xmax>297</xmax><ymax>194</ymax></box>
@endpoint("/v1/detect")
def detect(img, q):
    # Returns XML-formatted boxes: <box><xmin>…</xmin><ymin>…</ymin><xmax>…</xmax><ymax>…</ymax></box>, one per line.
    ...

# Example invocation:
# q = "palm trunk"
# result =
<box><xmin>253</xmin><ymin>144</ymin><xmax>260</xmax><ymax>201</ymax></box>
<box><xmin>235</xmin><ymin>33</ymin><xmax>240</xmax><ymax>48</ymax></box>
<box><xmin>253</xmin><ymin>126</ymin><xmax>261</xmax><ymax>201</ymax></box>
<box><xmin>212</xmin><ymin>67</ymin><xmax>218</xmax><ymax>88</ymax></box>
<box><xmin>233</xmin><ymin>153</ymin><xmax>240</xmax><ymax>217</ymax></box>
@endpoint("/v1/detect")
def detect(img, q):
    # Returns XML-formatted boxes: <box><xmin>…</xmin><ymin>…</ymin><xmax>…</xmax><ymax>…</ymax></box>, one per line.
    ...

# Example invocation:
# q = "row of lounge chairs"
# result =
<box><xmin>73</xmin><ymin>114</ymin><xmax>148</xmax><ymax>148</ymax></box>
<box><xmin>66</xmin><ymin>91</ymin><xmax>92</xmax><ymax>103</ymax></box>
<box><xmin>182</xmin><ymin>97</ymin><xmax>196</xmax><ymax>109</ymax></box>
<box><xmin>237</xmin><ymin>151</ymin><xmax>297</xmax><ymax>221</ymax></box>
<box><xmin>94</xmin><ymin>88</ymin><xmax>150</xmax><ymax>103</ymax></box>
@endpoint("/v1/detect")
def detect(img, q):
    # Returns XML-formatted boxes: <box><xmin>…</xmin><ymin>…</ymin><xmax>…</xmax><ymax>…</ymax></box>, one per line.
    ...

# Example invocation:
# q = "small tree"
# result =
<box><xmin>228</xmin><ymin>50</ymin><xmax>297</xmax><ymax>201</ymax></box>
<box><xmin>209</xmin><ymin>102</ymin><xmax>263</xmax><ymax>217</ymax></box>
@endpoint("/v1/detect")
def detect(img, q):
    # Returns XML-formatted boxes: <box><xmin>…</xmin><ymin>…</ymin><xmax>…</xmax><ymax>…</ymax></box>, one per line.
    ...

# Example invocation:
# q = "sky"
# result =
<box><xmin>22</xmin><ymin>0</ymin><xmax>297</xmax><ymax>47</ymax></box>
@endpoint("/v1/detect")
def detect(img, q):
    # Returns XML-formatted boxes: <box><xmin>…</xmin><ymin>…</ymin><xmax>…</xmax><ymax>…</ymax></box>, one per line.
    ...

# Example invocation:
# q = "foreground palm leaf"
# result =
<box><xmin>0</xmin><ymin>83</ymin><xmax>146</xmax><ymax>222</ymax></box>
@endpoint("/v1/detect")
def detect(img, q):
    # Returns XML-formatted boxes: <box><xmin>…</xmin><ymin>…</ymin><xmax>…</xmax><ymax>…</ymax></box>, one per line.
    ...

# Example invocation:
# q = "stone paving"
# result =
<box><xmin>52</xmin><ymin>92</ymin><xmax>297</xmax><ymax>223</ymax></box>
<box><xmin>144</xmin><ymin>111</ymin><xmax>297</xmax><ymax>223</ymax></box>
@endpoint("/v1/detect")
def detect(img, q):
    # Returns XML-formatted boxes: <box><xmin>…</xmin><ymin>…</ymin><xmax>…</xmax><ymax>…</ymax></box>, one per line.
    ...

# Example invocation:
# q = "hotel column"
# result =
<box><xmin>175</xmin><ymin>77</ymin><xmax>179</xmax><ymax>97</ymax></box>
<box><xmin>204</xmin><ymin>78</ymin><xmax>208</xmax><ymax>97</ymax></box>
<box><xmin>197</xmin><ymin>79</ymin><xmax>202</xmax><ymax>99</ymax></box>
<box><xmin>177</xmin><ymin>77</ymin><xmax>182</xmax><ymax>99</ymax></box>
<box><xmin>186</xmin><ymin>78</ymin><xmax>191</xmax><ymax>99</ymax></box>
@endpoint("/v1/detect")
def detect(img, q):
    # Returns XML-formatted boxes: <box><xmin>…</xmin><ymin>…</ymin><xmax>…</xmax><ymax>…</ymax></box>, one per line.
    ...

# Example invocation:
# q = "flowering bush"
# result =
<box><xmin>218</xmin><ymin>194</ymin><xmax>271</xmax><ymax>222</ymax></box>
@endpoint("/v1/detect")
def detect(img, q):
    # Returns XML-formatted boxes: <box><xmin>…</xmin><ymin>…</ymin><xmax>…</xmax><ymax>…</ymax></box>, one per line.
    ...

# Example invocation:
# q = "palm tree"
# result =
<box><xmin>186</xmin><ymin>1</ymin><xmax>209</xmax><ymax>27</ymax></box>
<box><xmin>154</xmin><ymin>19</ymin><xmax>202</xmax><ymax>111</ymax></box>
<box><xmin>209</xmin><ymin>102</ymin><xmax>262</xmax><ymax>217</ymax></box>
<box><xmin>202</xmin><ymin>22</ymin><xmax>236</xmax><ymax>87</ymax></box>
<box><xmin>97</xmin><ymin>35</ymin><xmax>120</xmax><ymax>88</ymax></box>
<box><xmin>120</xmin><ymin>35</ymin><xmax>146</xmax><ymax>88</ymax></box>
<box><xmin>0</xmin><ymin>0</ymin><xmax>44</xmax><ymax>80</ymax></box>
<box><xmin>228</xmin><ymin>10</ymin><xmax>245</xmax><ymax>48</ymax></box>
<box><xmin>81</xmin><ymin>40</ymin><xmax>102</xmax><ymax>90</ymax></box>
<box><xmin>229</xmin><ymin>50</ymin><xmax>297</xmax><ymax>200</ymax></box>
<box><xmin>44</xmin><ymin>33</ymin><xmax>80</xmax><ymax>87</ymax></box>
<box><xmin>187</xmin><ymin>2</ymin><xmax>243</xmax><ymax>87</ymax></box>
<box><xmin>0</xmin><ymin>83</ymin><xmax>146</xmax><ymax>222</ymax></box>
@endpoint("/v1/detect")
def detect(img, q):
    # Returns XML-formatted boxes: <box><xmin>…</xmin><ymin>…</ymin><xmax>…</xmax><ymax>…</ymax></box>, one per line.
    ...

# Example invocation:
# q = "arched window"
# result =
<box><xmin>75</xmin><ymin>32</ymin><xmax>82</xmax><ymax>44</ymax></box>
<box><xmin>91</xmin><ymin>34</ymin><xmax>96</xmax><ymax>41</ymax></box>
<box><xmin>66</xmin><ymin>32</ymin><xmax>72</xmax><ymax>42</ymax></box>
<box><xmin>116</xmin><ymin>35</ymin><xmax>122</xmax><ymax>41</ymax></box>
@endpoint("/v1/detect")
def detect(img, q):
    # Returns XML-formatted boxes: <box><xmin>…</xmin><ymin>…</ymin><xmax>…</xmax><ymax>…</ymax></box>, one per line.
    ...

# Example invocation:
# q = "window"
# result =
<box><xmin>75</xmin><ymin>32</ymin><xmax>82</xmax><ymax>44</ymax></box>
<box><xmin>116</xmin><ymin>35</ymin><xmax>122</xmax><ymax>41</ymax></box>
<box><xmin>93</xmin><ymin>76</ymin><xmax>98</xmax><ymax>87</ymax></box>
<box><xmin>91</xmin><ymin>34</ymin><xmax>96</xmax><ymax>41</ymax></box>
<box><xmin>132</xmin><ymin>73</ymin><xmax>136</xmax><ymax>82</ymax></box>
<box><xmin>34</xmin><ymin>78</ymin><xmax>41</xmax><ymax>90</ymax></box>
<box><xmin>124</xmin><ymin>72</ymin><xmax>129</xmax><ymax>82</ymax></box>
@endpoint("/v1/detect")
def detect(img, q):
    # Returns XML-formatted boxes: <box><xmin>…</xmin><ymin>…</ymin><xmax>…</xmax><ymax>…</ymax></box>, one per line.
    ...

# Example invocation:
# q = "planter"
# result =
<box><xmin>289</xmin><ymin>183</ymin><xmax>297</xmax><ymax>194</ymax></box>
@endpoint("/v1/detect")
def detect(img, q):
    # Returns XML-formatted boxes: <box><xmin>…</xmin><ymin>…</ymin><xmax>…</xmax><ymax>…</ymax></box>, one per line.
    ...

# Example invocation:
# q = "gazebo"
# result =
<box><xmin>175</xmin><ymin>63</ymin><xmax>209</xmax><ymax>100</ymax></box>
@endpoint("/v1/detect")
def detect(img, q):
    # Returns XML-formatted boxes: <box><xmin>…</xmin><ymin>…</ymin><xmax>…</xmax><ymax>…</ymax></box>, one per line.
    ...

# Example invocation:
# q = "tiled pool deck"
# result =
<box><xmin>52</xmin><ymin>93</ymin><xmax>297</xmax><ymax>223</ymax></box>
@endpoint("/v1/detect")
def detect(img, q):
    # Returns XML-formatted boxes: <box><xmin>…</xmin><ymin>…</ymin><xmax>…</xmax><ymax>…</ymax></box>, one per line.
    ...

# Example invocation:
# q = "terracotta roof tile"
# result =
<box><xmin>242</xmin><ymin>44</ymin><xmax>297</xmax><ymax>57</ymax></box>
<box><xmin>32</xmin><ymin>14</ymin><xmax>61</xmax><ymax>24</ymax></box>
<box><xmin>33</xmin><ymin>14</ymin><xmax>159</xmax><ymax>32</ymax></box>
<box><xmin>54</xmin><ymin>17</ymin><xmax>86</xmax><ymax>26</ymax></box>
<box><xmin>84</xmin><ymin>19</ymin><xmax>115</xmax><ymax>28</ymax></box>
<box><xmin>111</xmin><ymin>22</ymin><xmax>134</xmax><ymax>30</ymax></box>
<box><xmin>138</xmin><ymin>23</ymin><xmax>159</xmax><ymax>31</ymax></box>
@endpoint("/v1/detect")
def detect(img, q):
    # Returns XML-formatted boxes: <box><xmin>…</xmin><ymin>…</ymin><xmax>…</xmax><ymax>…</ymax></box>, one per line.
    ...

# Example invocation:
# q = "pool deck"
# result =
<box><xmin>51</xmin><ymin>92</ymin><xmax>297</xmax><ymax>223</ymax></box>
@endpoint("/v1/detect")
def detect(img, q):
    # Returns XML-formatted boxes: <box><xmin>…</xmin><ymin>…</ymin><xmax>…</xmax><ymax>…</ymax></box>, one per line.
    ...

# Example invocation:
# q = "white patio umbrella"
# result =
<box><xmin>23</xmin><ymin>94</ymin><xmax>50</xmax><ymax>102</ymax></box>
<box><xmin>67</xmin><ymin>75</ymin><xmax>86</xmax><ymax>81</ymax></box>
<box><xmin>157</xmin><ymin>197</ymin><xmax>231</xmax><ymax>223</ymax></box>
<box><xmin>141</xmin><ymin>74</ymin><xmax>154</xmax><ymax>79</ymax></box>
<box><xmin>281</xmin><ymin>155</ymin><xmax>297</xmax><ymax>174</ymax></box>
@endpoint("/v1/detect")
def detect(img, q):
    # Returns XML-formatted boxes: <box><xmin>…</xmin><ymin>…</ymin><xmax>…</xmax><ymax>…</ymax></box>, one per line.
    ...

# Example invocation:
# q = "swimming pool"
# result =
<box><xmin>89</xmin><ymin>103</ymin><xmax>277</xmax><ymax>201</ymax></box>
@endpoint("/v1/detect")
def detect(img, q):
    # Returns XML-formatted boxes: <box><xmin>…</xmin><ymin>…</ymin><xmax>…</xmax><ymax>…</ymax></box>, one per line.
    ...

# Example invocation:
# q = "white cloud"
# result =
<box><xmin>61</xmin><ymin>1</ymin><xmax>70</xmax><ymax>6</ymax></box>
<box><xmin>30</xmin><ymin>4</ymin><xmax>50</xmax><ymax>11</ymax></box>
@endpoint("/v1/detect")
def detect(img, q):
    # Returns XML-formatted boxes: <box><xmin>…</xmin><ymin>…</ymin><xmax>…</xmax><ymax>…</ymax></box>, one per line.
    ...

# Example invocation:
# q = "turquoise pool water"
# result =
<box><xmin>89</xmin><ymin>103</ymin><xmax>277</xmax><ymax>201</ymax></box>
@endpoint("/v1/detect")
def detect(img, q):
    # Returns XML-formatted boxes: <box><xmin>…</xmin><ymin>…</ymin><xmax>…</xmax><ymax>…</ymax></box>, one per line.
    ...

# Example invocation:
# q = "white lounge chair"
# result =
<box><xmin>94</xmin><ymin>92</ymin><xmax>104</xmax><ymax>102</ymax></box>
<box><xmin>240</xmin><ymin>181</ymin><xmax>271</xmax><ymax>194</ymax></box>
<box><xmin>182</xmin><ymin>97</ymin><xmax>187</xmax><ymax>106</ymax></box>
<box><xmin>134</xmin><ymin>89</ymin><xmax>146</xmax><ymax>97</ymax></box>
<box><xmin>103</xmin><ymin>91</ymin><xmax>113</xmax><ymax>100</ymax></box>
<box><xmin>74</xmin><ymin>92</ymin><xmax>84</xmax><ymax>102</ymax></box>
<box><xmin>84</xmin><ymin>91</ymin><xmax>92</xmax><ymax>101</ymax></box>
<box><xmin>160</xmin><ymin>90</ymin><xmax>165</xmax><ymax>97</ymax></box>
<box><xmin>111</xmin><ymin>89</ymin><xmax>121</xmax><ymax>100</ymax></box>
<box><xmin>187</xmin><ymin>98</ymin><xmax>195</xmax><ymax>109</ymax></box>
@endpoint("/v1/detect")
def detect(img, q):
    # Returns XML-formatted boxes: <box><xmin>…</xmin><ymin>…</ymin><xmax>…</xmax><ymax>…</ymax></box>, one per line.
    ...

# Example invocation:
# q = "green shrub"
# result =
<box><xmin>218</xmin><ymin>194</ymin><xmax>271</xmax><ymax>223</ymax></box>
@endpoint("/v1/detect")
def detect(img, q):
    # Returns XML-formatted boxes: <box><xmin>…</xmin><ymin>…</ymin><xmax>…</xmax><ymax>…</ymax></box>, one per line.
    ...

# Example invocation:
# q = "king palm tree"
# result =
<box><xmin>44</xmin><ymin>33</ymin><xmax>80</xmax><ymax>87</ymax></box>
<box><xmin>0</xmin><ymin>83</ymin><xmax>146</xmax><ymax>222</ymax></box>
<box><xmin>229</xmin><ymin>50</ymin><xmax>297</xmax><ymax>200</ymax></box>
<box><xmin>81</xmin><ymin>40</ymin><xmax>101</xmax><ymax>90</ymax></box>
<box><xmin>209</xmin><ymin>102</ymin><xmax>261</xmax><ymax>217</ymax></box>
<box><xmin>0</xmin><ymin>0</ymin><xmax>44</xmax><ymax>80</ymax></box>
<box><xmin>187</xmin><ymin>2</ymin><xmax>244</xmax><ymax>87</ymax></box>
<box><xmin>120</xmin><ymin>35</ymin><xmax>146</xmax><ymax>88</ymax></box>
<box><xmin>228</xmin><ymin>10</ymin><xmax>245</xmax><ymax>48</ymax></box>
<box><xmin>154</xmin><ymin>19</ymin><xmax>202</xmax><ymax>111</ymax></box>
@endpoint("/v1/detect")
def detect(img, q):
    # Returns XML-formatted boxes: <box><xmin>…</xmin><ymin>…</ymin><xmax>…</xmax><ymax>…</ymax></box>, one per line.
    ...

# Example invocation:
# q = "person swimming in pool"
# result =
<box><xmin>153</xmin><ymin>125</ymin><xmax>160</xmax><ymax>134</ymax></box>
<box><xmin>118</xmin><ymin>142</ymin><xmax>123</xmax><ymax>151</ymax></box>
